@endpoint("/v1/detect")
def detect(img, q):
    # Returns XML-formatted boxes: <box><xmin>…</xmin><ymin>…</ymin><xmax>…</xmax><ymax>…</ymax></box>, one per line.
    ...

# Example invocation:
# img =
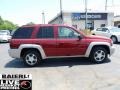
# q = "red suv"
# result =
<box><xmin>8</xmin><ymin>24</ymin><xmax>115</xmax><ymax>66</ymax></box>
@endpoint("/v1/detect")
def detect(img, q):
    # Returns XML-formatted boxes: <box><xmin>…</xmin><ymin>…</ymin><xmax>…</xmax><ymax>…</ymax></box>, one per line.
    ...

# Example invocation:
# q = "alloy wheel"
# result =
<box><xmin>25</xmin><ymin>53</ymin><xmax>38</xmax><ymax>66</ymax></box>
<box><xmin>94</xmin><ymin>50</ymin><xmax>105</xmax><ymax>62</ymax></box>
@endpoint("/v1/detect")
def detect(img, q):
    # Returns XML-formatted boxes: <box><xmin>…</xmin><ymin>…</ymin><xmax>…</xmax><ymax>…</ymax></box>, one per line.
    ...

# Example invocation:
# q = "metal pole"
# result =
<box><xmin>60</xmin><ymin>0</ymin><xmax>63</xmax><ymax>24</ymax></box>
<box><xmin>105</xmin><ymin>0</ymin><xmax>108</xmax><ymax>11</ymax></box>
<box><xmin>42</xmin><ymin>11</ymin><xmax>45</xmax><ymax>24</ymax></box>
<box><xmin>85</xmin><ymin>0</ymin><xmax>88</xmax><ymax>29</ymax></box>
<box><xmin>112</xmin><ymin>0</ymin><xmax>114</xmax><ymax>6</ymax></box>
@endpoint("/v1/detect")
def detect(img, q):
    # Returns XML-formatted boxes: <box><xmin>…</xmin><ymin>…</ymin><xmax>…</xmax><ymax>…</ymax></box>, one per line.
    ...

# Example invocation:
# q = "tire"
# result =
<box><xmin>23</xmin><ymin>50</ymin><xmax>41</xmax><ymax>67</ymax></box>
<box><xmin>111</xmin><ymin>36</ymin><xmax>118</xmax><ymax>44</ymax></box>
<box><xmin>89</xmin><ymin>47</ymin><xmax>108</xmax><ymax>64</ymax></box>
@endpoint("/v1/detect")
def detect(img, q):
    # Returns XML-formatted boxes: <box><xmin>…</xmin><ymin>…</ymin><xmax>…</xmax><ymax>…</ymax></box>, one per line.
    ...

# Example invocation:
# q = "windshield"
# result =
<box><xmin>110</xmin><ymin>28</ymin><xmax>120</xmax><ymax>32</ymax></box>
<box><xmin>0</xmin><ymin>31</ymin><xmax>8</xmax><ymax>35</ymax></box>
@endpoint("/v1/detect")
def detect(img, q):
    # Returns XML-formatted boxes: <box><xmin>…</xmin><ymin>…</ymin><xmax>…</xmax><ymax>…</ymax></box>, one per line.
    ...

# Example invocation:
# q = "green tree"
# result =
<box><xmin>0</xmin><ymin>16</ymin><xmax>18</xmax><ymax>30</ymax></box>
<box><xmin>0</xmin><ymin>16</ymin><xmax>3</xmax><ymax>25</ymax></box>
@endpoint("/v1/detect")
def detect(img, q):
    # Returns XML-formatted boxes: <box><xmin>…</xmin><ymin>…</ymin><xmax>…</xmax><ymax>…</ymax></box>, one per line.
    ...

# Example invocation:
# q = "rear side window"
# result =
<box><xmin>37</xmin><ymin>26</ymin><xmax>54</xmax><ymax>38</ymax></box>
<box><xmin>96</xmin><ymin>28</ymin><xmax>102</xmax><ymax>31</ymax></box>
<box><xmin>102</xmin><ymin>28</ymin><xmax>108</xmax><ymax>32</ymax></box>
<box><xmin>12</xmin><ymin>27</ymin><xmax>33</xmax><ymax>39</ymax></box>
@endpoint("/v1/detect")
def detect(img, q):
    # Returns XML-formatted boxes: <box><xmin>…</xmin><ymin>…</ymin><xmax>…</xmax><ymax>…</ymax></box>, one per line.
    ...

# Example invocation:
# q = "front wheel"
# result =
<box><xmin>23</xmin><ymin>50</ymin><xmax>41</xmax><ymax>67</ymax></box>
<box><xmin>90</xmin><ymin>47</ymin><xmax>108</xmax><ymax>64</ymax></box>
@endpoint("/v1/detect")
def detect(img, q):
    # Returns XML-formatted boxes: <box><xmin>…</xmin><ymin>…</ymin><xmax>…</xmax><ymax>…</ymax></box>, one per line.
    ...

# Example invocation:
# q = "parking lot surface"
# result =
<box><xmin>0</xmin><ymin>43</ymin><xmax>120</xmax><ymax>90</ymax></box>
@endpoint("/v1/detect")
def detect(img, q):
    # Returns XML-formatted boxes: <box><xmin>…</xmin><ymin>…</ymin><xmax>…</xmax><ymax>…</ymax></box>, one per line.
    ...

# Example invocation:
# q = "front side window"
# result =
<box><xmin>37</xmin><ymin>26</ymin><xmax>54</xmax><ymax>38</ymax></box>
<box><xmin>12</xmin><ymin>27</ymin><xmax>33</xmax><ymax>39</ymax></box>
<box><xmin>58</xmin><ymin>27</ymin><xmax>79</xmax><ymax>38</ymax></box>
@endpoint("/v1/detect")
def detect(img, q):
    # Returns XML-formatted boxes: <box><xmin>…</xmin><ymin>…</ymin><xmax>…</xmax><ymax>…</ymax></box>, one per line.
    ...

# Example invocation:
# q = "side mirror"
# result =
<box><xmin>78</xmin><ymin>34</ymin><xmax>82</xmax><ymax>40</ymax></box>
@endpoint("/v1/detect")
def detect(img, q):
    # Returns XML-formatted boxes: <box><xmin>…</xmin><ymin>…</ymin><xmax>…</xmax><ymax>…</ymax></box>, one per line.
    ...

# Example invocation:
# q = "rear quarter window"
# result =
<box><xmin>96</xmin><ymin>28</ymin><xmax>102</xmax><ymax>31</ymax></box>
<box><xmin>12</xmin><ymin>27</ymin><xmax>34</xmax><ymax>39</ymax></box>
<box><xmin>36</xmin><ymin>26</ymin><xmax>54</xmax><ymax>38</ymax></box>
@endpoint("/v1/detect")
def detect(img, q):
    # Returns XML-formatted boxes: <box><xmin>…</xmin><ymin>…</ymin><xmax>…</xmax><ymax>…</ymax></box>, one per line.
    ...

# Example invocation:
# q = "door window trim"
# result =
<box><xmin>36</xmin><ymin>26</ymin><xmax>54</xmax><ymax>39</ymax></box>
<box><xmin>58</xmin><ymin>26</ymin><xmax>80</xmax><ymax>39</ymax></box>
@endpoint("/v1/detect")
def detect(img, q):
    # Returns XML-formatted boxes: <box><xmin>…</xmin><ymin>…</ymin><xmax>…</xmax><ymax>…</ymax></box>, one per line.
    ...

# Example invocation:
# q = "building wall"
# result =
<box><xmin>114</xmin><ymin>16</ymin><xmax>120</xmax><ymax>22</ymax></box>
<box><xmin>94</xmin><ymin>20</ymin><xmax>106</xmax><ymax>29</ymax></box>
<box><xmin>49</xmin><ymin>12</ymin><xmax>114</xmax><ymax>30</ymax></box>
<box><xmin>72</xmin><ymin>20</ymin><xmax>85</xmax><ymax>30</ymax></box>
<box><xmin>114</xmin><ymin>16</ymin><xmax>120</xmax><ymax>27</ymax></box>
<box><xmin>49</xmin><ymin>17</ymin><xmax>62</xmax><ymax>24</ymax></box>
<box><xmin>71</xmin><ymin>20</ymin><xmax>107</xmax><ymax>30</ymax></box>
<box><xmin>63</xmin><ymin>13</ymin><xmax>72</xmax><ymax>25</ymax></box>
<box><xmin>107</xmin><ymin>13</ymin><xmax>114</xmax><ymax>26</ymax></box>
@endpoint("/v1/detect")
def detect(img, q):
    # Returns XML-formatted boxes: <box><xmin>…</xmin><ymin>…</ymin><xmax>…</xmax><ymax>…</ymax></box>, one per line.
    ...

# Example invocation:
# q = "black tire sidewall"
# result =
<box><xmin>111</xmin><ymin>36</ymin><xmax>118</xmax><ymax>43</ymax></box>
<box><xmin>23</xmin><ymin>50</ymin><xmax>40</xmax><ymax>67</ymax></box>
<box><xmin>90</xmin><ymin>47</ymin><xmax>108</xmax><ymax>64</ymax></box>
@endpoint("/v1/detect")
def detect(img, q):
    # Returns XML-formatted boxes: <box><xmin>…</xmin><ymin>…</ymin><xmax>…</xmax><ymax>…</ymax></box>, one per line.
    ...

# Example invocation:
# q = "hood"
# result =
<box><xmin>111</xmin><ymin>32</ymin><xmax>120</xmax><ymax>35</ymax></box>
<box><xmin>85</xmin><ymin>35</ymin><xmax>110</xmax><ymax>40</ymax></box>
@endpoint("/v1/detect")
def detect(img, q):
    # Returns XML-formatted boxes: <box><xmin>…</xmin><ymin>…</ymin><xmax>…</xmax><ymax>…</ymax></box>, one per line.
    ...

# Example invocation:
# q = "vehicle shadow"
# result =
<box><xmin>5</xmin><ymin>57</ymin><xmax>111</xmax><ymax>68</ymax></box>
<box><xmin>115</xmin><ymin>42</ymin><xmax>120</xmax><ymax>44</ymax></box>
<box><xmin>0</xmin><ymin>42</ymin><xmax>8</xmax><ymax>44</ymax></box>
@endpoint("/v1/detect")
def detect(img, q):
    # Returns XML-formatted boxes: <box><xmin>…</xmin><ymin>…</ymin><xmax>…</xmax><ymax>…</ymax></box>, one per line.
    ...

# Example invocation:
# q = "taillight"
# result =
<box><xmin>9</xmin><ymin>40</ymin><xmax>19</xmax><ymax>49</ymax></box>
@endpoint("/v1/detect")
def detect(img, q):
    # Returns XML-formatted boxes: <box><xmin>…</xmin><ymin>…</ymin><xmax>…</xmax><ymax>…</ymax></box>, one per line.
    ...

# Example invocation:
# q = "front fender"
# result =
<box><xmin>85</xmin><ymin>42</ymin><xmax>111</xmax><ymax>57</ymax></box>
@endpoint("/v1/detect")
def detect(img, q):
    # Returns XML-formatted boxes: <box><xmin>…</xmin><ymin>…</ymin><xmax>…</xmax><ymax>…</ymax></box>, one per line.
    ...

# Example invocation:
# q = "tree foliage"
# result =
<box><xmin>0</xmin><ymin>16</ymin><xmax>4</xmax><ymax>25</ymax></box>
<box><xmin>0</xmin><ymin>16</ymin><xmax>18</xmax><ymax>30</ymax></box>
<box><xmin>26</xmin><ymin>22</ymin><xmax>35</xmax><ymax>25</ymax></box>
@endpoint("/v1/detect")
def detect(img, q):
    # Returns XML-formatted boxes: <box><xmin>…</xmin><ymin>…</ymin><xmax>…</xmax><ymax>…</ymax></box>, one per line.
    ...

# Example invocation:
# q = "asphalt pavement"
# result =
<box><xmin>0</xmin><ymin>43</ymin><xmax>120</xmax><ymax>90</ymax></box>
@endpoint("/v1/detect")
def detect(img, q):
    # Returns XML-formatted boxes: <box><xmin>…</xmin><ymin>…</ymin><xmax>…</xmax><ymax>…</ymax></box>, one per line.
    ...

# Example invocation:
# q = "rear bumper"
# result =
<box><xmin>109</xmin><ymin>46</ymin><xmax>115</xmax><ymax>56</ymax></box>
<box><xmin>8</xmin><ymin>49</ymin><xmax>20</xmax><ymax>58</ymax></box>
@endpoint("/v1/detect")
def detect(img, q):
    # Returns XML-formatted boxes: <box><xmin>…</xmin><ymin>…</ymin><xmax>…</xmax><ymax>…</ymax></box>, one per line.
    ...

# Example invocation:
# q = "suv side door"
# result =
<box><xmin>34</xmin><ymin>26</ymin><xmax>57</xmax><ymax>57</ymax></box>
<box><xmin>56</xmin><ymin>26</ymin><xmax>87</xmax><ymax>56</ymax></box>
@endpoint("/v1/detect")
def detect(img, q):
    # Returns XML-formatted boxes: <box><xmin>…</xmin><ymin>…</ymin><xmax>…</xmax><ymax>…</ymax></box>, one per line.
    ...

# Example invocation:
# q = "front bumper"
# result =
<box><xmin>109</xmin><ymin>46</ymin><xmax>115</xmax><ymax>56</ymax></box>
<box><xmin>8</xmin><ymin>49</ymin><xmax>21</xmax><ymax>58</ymax></box>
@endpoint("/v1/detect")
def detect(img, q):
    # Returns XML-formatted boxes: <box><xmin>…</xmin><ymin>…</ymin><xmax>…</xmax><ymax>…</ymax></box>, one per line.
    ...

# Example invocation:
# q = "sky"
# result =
<box><xmin>0</xmin><ymin>0</ymin><xmax>120</xmax><ymax>26</ymax></box>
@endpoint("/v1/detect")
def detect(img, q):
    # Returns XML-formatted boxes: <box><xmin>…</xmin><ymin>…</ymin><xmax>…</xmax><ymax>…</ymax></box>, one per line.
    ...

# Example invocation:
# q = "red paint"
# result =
<box><xmin>10</xmin><ymin>24</ymin><xmax>111</xmax><ymax>57</ymax></box>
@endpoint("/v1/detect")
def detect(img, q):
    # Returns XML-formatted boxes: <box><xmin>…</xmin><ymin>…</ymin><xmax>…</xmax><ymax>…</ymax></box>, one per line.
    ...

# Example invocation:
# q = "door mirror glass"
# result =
<box><xmin>78</xmin><ymin>34</ymin><xmax>82</xmax><ymax>40</ymax></box>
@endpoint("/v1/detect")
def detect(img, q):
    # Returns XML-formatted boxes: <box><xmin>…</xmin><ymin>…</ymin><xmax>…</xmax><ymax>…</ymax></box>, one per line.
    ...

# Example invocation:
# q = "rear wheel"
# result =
<box><xmin>23</xmin><ymin>50</ymin><xmax>41</xmax><ymax>67</ymax></box>
<box><xmin>90</xmin><ymin>47</ymin><xmax>108</xmax><ymax>64</ymax></box>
